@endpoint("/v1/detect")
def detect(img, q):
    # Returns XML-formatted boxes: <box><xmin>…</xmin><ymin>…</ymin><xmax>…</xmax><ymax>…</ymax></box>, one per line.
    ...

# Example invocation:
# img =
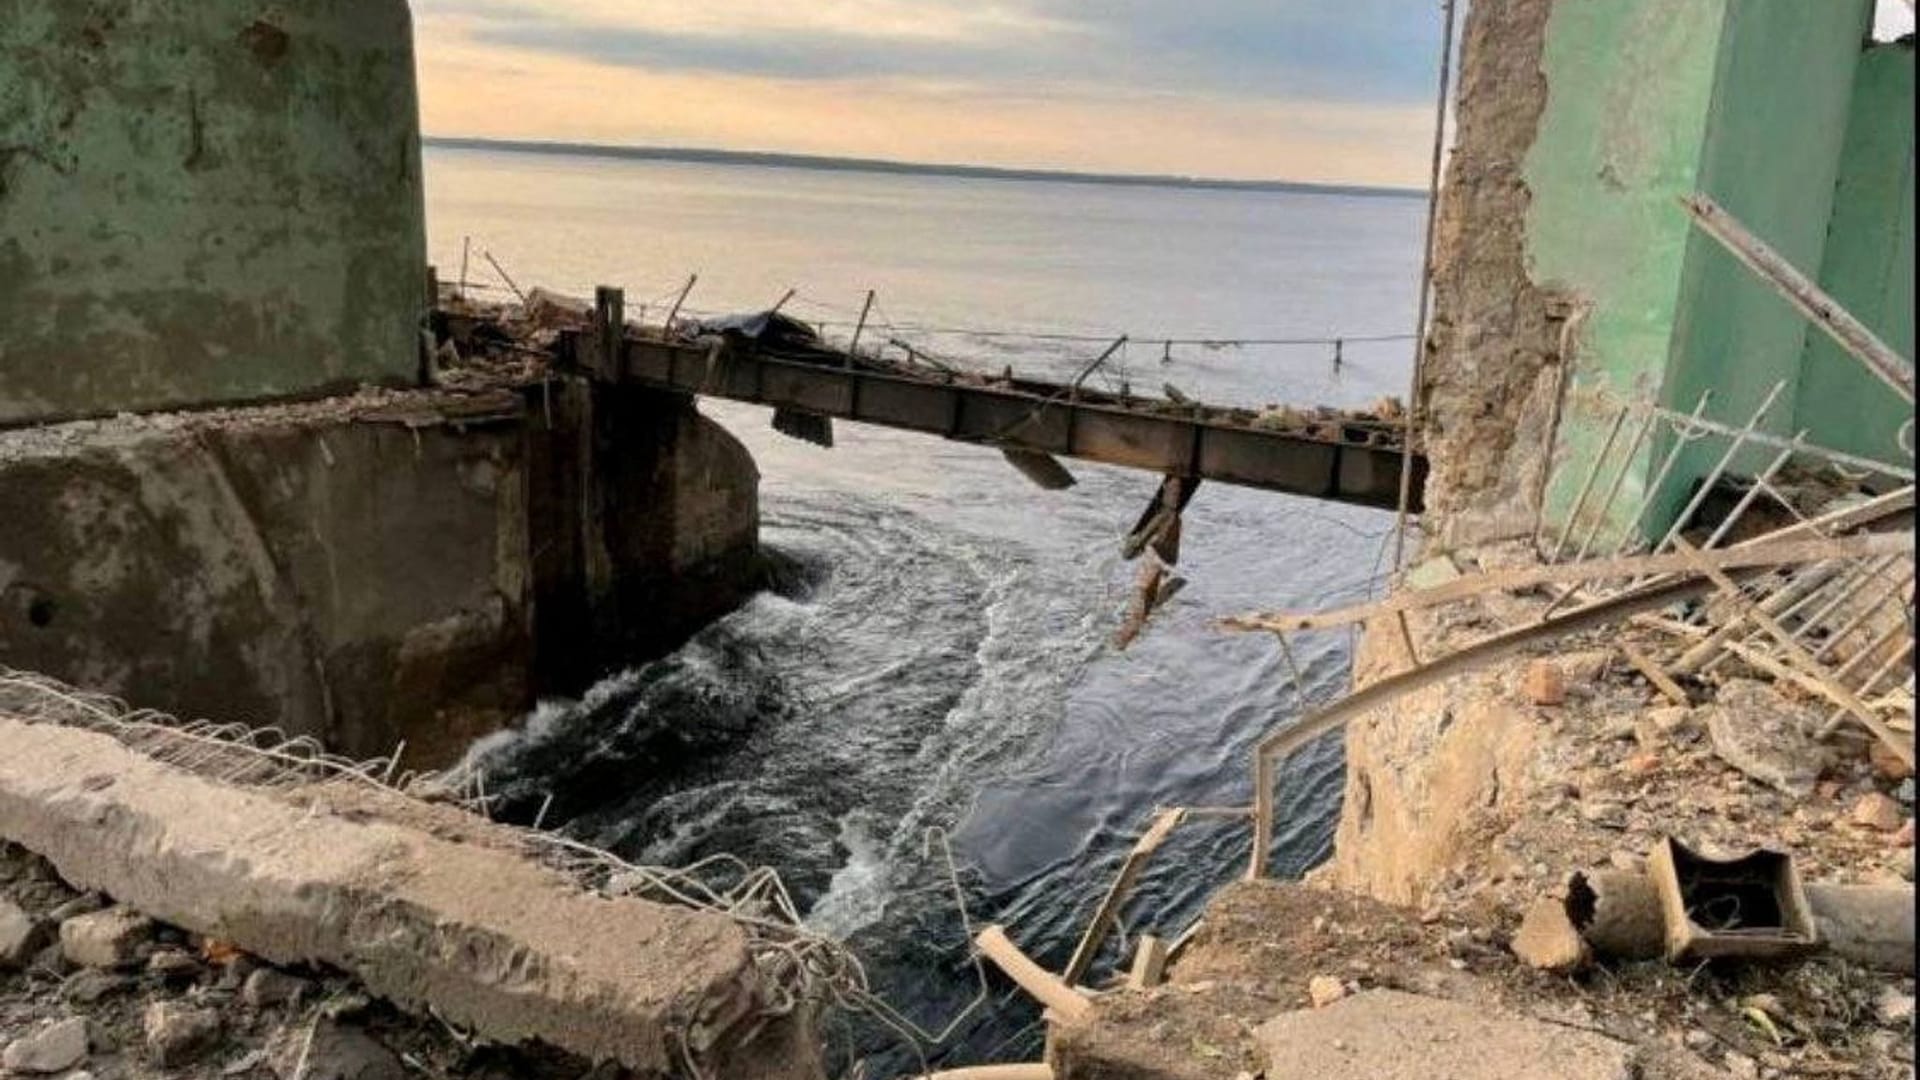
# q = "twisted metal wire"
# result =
<box><xmin>0</xmin><ymin>668</ymin><xmax>990</xmax><ymax>1076</ymax></box>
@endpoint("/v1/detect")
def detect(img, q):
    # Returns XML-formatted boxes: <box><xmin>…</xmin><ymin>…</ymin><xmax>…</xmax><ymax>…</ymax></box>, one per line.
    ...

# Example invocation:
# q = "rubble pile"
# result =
<box><xmin>1</xmin><ymin>840</ymin><xmax>600</xmax><ymax>1080</ymax></box>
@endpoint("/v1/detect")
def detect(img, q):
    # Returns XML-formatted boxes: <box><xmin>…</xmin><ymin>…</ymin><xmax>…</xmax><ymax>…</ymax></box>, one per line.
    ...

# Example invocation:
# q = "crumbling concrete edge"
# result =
<box><xmin>0</xmin><ymin>715</ymin><xmax>796</xmax><ymax>1073</ymax></box>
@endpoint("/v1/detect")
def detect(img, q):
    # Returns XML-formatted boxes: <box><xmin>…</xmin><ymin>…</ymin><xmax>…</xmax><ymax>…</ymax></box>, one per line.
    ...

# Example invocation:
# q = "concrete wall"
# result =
<box><xmin>1528</xmin><ymin>0</ymin><xmax>1729</xmax><ymax>549</ymax></box>
<box><xmin>0</xmin><ymin>1</ymin><xmax>426</xmax><ymax>425</ymax></box>
<box><xmin>1658</xmin><ymin>0</ymin><xmax>1872</xmax><ymax>519</ymax></box>
<box><xmin>1793</xmin><ymin>41</ymin><xmax>1916</xmax><ymax>467</ymax></box>
<box><xmin>0</xmin><ymin>386</ymin><xmax>763</xmax><ymax>768</ymax></box>
<box><xmin>1424</xmin><ymin>0</ymin><xmax>1883</xmax><ymax>550</ymax></box>
<box><xmin>0</xmin><ymin>393</ymin><xmax>533</xmax><ymax>767</ymax></box>
<box><xmin>1418</xmin><ymin>0</ymin><xmax>1566</xmax><ymax>548</ymax></box>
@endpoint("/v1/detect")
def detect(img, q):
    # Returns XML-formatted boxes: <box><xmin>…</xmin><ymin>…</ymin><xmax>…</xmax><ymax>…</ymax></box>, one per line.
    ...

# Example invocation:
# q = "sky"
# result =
<box><xmin>411</xmin><ymin>0</ymin><xmax>1449</xmax><ymax>187</ymax></box>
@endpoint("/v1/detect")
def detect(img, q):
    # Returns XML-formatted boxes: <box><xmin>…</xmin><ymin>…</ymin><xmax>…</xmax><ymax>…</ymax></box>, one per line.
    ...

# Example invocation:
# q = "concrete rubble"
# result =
<box><xmin>0</xmin><ymin>715</ymin><xmax>820</xmax><ymax>1078</ymax></box>
<box><xmin>1703</xmin><ymin>679</ymin><xmax>1828</xmax><ymax>796</ymax></box>
<box><xmin>1253</xmin><ymin>989</ymin><xmax>1637</xmax><ymax>1080</ymax></box>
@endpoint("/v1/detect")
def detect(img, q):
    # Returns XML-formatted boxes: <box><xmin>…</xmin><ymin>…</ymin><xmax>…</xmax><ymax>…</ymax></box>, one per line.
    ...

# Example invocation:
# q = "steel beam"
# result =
<box><xmin>599</xmin><ymin>335</ymin><xmax>1423</xmax><ymax>511</ymax></box>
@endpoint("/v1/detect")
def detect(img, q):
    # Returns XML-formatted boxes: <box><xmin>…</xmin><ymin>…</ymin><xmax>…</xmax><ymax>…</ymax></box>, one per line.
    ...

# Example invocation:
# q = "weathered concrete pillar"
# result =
<box><xmin>1422</xmin><ymin>0</ymin><xmax>1876</xmax><ymax>550</ymax></box>
<box><xmin>0</xmin><ymin>1</ymin><xmax>427</xmax><ymax>424</ymax></box>
<box><xmin>1792</xmin><ymin>41</ymin><xmax>1915</xmax><ymax>468</ymax></box>
<box><xmin>525</xmin><ymin>380</ymin><xmax>762</xmax><ymax>693</ymax></box>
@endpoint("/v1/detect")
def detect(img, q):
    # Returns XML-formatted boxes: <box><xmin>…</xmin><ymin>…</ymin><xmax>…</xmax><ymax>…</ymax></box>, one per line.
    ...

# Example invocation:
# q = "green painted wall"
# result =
<box><xmin>1657</xmin><ymin>0</ymin><xmax>1872</xmax><ymax>518</ymax></box>
<box><xmin>1793</xmin><ymin>42</ymin><xmax>1915</xmax><ymax>468</ymax></box>
<box><xmin>0</xmin><ymin>0</ymin><xmax>426</xmax><ymax>425</ymax></box>
<box><xmin>1519</xmin><ymin>0</ymin><xmax>1876</xmax><ymax>547</ymax></box>
<box><xmin>1527</xmin><ymin>0</ymin><xmax>1729</xmax><ymax>552</ymax></box>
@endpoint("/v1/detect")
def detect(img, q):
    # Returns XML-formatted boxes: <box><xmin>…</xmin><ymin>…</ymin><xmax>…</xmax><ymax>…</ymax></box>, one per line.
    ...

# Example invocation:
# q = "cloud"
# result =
<box><xmin>410</xmin><ymin>0</ymin><xmax>1446</xmax><ymax>184</ymax></box>
<box><xmin>418</xmin><ymin>0</ymin><xmax>1441</xmax><ymax>103</ymax></box>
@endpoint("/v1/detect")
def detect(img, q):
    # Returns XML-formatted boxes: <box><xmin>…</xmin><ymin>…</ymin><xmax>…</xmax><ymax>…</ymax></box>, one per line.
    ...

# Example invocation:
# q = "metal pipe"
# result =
<box><xmin>1811</xmin><ymin>567</ymin><xmax>1914</xmax><ymax>663</ymax></box>
<box><xmin>1821</xmin><ymin>638</ymin><xmax>1915</xmax><ymax>737</ymax></box>
<box><xmin>975</xmin><ymin>926</ymin><xmax>1091</xmax><ymax>1025</ymax></box>
<box><xmin>1567</xmin><ymin>872</ymin><xmax>1915</xmax><ymax>975</ymax></box>
<box><xmin>1641</xmin><ymin>403</ymin><xmax>1915</xmax><ymax>482</ymax></box>
<box><xmin>1652</xmin><ymin>381</ymin><xmax>1787</xmax><ymax>558</ymax></box>
<box><xmin>1612</xmin><ymin>390</ymin><xmax>1715</xmax><ymax>557</ymax></box>
<box><xmin>1552</xmin><ymin>405</ymin><xmax>1633</xmax><ymax>560</ymax></box>
<box><xmin>846</xmin><ymin>289</ymin><xmax>876</xmax><ymax>363</ymax></box>
<box><xmin>1783</xmin><ymin>554</ymin><xmax>1902</xmax><ymax>650</ymax></box>
<box><xmin>664</xmin><ymin>274</ymin><xmax>698</xmax><ymax>335</ymax></box>
<box><xmin>1684</xmin><ymin>194</ymin><xmax>1915</xmax><ymax>405</ymax></box>
<box><xmin>1806</xmin><ymin>883</ymin><xmax>1918</xmax><ymax>976</ymax></box>
<box><xmin>1572</xmin><ymin>406</ymin><xmax>1662</xmax><ymax>562</ymax></box>
<box><xmin>1541</xmin><ymin>405</ymin><xmax>1663</xmax><ymax>616</ymax></box>
<box><xmin>1069</xmin><ymin>337</ymin><xmax>1130</xmax><ymax>400</ymax></box>
<box><xmin>1700</xmin><ymin>433</ymin><xmax>1804</xmax><ymax>551</ymax></box>
<box><xmin>1676</xmin><ymin>559</ymin><xmax>1839</xmax><ymax>674</ymax></box>
<box><xmin>1391</xmin><ymin>0</ymin><xmax>1460</xmax><ymax>573</ymax></box>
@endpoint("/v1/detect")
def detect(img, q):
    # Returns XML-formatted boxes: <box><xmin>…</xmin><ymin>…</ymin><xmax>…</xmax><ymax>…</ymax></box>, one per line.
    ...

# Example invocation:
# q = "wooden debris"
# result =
<box><xmin>1126</xmin><ymin>935</ymin><xmax>1168</xmax><ymax>990</ymax></box>
<box><xmin>1063</xmin><ymin>809</ymin><xmax>1186</xmax><ymax>986</ymax></box>
<box><xmin>975</xmin><ymin>926</ymin><xmax>1091</xmax><ymax>1025</ymax></box>
<box><xmin>1619</xmin><ymin>641</ymin><xmax>1689</xmax><ymax>706</ymax></box>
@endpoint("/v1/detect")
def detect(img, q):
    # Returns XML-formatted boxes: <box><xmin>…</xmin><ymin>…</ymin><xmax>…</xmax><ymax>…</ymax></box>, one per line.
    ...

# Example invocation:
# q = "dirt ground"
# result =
<box><xmin>1054</xmin><ymin>876</ymin><xmax>1912</xmax><ymax>1080</ymax></box>
<box><xmin>1053</xmin><ymin>531</ymin><xmax>1915</xmax><ymax>1080</ymax></box>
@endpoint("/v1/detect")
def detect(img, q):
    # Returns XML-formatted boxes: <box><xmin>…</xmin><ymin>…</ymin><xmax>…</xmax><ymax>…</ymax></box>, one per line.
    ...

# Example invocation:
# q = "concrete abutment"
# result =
<box><xmin>0</xmin><ymin>381</ymin><xmax>763</xmax><ymax>768</ymax></box>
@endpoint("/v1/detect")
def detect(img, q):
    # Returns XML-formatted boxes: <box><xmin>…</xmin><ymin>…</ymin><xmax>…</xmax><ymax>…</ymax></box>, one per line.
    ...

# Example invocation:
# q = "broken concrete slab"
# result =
<box><xmin>1253</xmin><ymin>989</ymin><xmax>1636</xmax><ymax>1080</ymax></box>
<box><xmin>0</xmin><ymin>717</ymin><xmax>812</xmax><ymax>1077</ymax></box>
<box><xmin>1703</xmin><ymin>679</ymin><xmax>1827</xmax><ymax>796</ymax></box>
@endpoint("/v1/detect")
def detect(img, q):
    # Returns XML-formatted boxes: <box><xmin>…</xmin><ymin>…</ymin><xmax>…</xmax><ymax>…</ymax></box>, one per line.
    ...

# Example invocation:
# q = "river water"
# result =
<box><xmin>424</xmin><ymin>145</ymin><xmax>1424</xmax><ymax>1069</ymax></box>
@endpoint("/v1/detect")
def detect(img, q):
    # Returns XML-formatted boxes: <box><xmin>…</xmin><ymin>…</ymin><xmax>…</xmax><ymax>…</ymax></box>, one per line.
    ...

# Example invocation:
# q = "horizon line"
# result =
<box><xmin>422</xmin><ymin>136</ymin><xmax>1425</xmax><ymax>199</ymax></box>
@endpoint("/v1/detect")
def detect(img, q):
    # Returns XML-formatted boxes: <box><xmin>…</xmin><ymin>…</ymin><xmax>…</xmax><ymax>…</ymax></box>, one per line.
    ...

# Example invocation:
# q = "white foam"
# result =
<box><xmin>806</xmin><ymin>813</ymin><xmax>894</xmax><ymax>937</ymax></box>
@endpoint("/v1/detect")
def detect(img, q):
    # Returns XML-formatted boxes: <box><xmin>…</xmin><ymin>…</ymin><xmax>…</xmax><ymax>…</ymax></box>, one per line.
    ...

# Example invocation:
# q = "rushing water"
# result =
<box><xmin>425</xmin><ymin>145</ymin><xmax>1424</xmax><ymax>1068</ymax></box>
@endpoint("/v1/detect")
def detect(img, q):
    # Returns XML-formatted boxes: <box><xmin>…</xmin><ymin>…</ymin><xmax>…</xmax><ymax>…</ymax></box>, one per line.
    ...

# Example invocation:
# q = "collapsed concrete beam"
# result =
<box><xmin>0</xmin><ymin>717</ymin><xmax>800</xmax><ymax>1075</ymax></box>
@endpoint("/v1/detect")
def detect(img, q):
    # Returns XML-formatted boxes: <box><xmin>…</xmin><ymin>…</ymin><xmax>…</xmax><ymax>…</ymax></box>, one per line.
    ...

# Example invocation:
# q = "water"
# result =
<box><xmin>425</xmin><ymin>145</ymin><xmax>1424</xmax><ymax>1068</ymax></box>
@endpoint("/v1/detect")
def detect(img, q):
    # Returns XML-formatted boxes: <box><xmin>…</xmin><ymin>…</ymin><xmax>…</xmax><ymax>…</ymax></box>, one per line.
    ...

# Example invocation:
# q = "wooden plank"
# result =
<box><xmin>975</xmin><ymin>926</ymin><xmax>1092</xmax><ymax>1025</ymax></box>
<box><xmin>1127</xmin><ymin>935</ymin><xmax>1170</xmax><ymax>990</ymax></box>
<box><xmin>1062</xmin><ymin>808</ymin><xmax>1187</xmax><ymax>986</ymax></box>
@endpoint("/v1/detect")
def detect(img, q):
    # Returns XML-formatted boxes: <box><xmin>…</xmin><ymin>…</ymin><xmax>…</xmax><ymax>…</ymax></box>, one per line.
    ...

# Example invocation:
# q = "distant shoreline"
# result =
<box><xmin>423</xmin><ymin>136</ymin><xmax>1424</xmax><ymax>200</ymax></box>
